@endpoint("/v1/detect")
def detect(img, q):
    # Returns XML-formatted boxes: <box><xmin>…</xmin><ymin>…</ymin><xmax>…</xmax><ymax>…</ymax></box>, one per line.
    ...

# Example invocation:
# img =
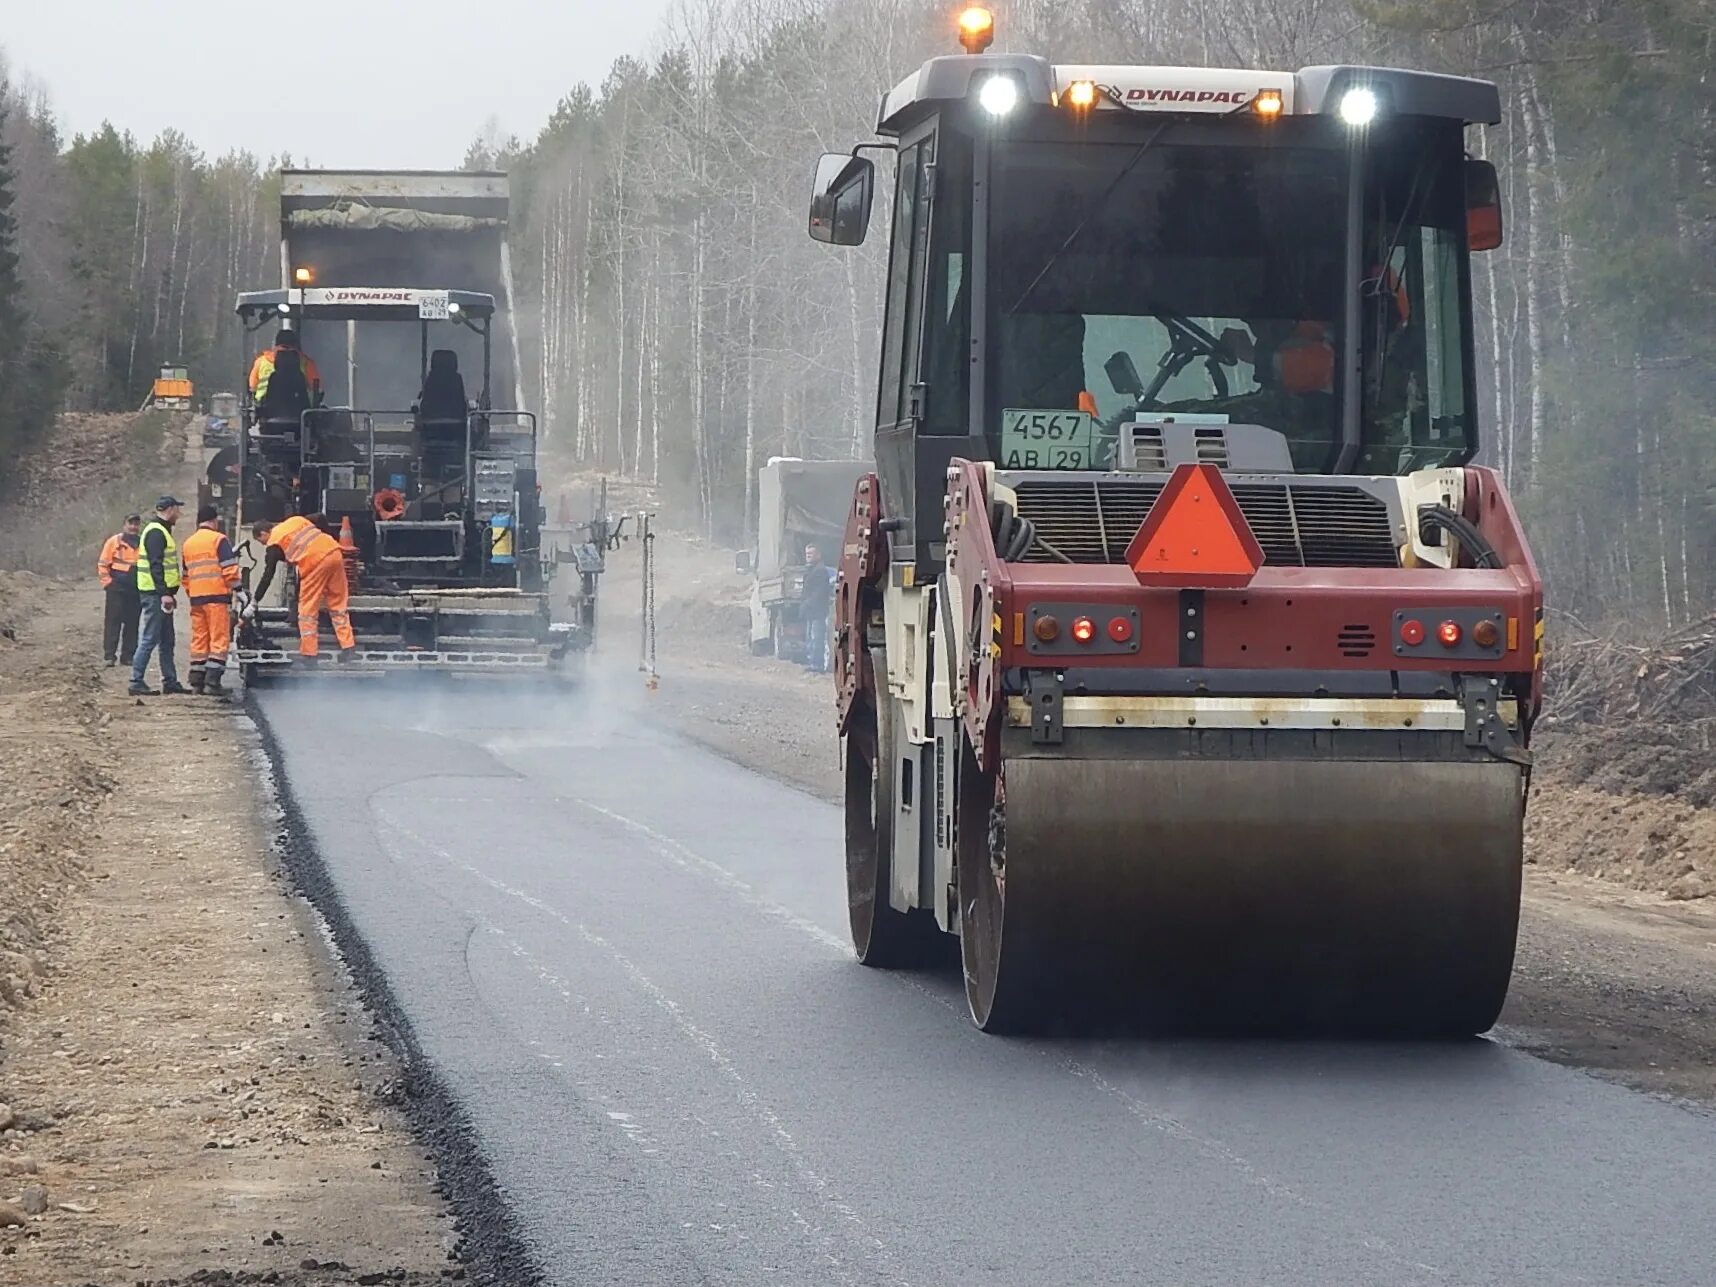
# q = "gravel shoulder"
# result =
<box><xmin>0</xmin><ymin>421</ymin><xmax>458</xmax><ymax>1284</ymax></box>
<box><xmin>614</xmin><ymin>526</ymin><xmax>1716</xmax><ymax>1106</ymax></box>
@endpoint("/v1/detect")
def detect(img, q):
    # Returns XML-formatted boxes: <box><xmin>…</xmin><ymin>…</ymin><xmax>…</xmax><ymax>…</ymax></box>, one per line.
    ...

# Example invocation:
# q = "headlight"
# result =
<box><xmin>1338</xmin><ymin>87</ymin><xmax>1379</xmax><ymax>127</ymax></box>
<box><xmin>978</xmin><ymin>75</ymin><xmax>1019</xmax><ymax>117</ymax></box>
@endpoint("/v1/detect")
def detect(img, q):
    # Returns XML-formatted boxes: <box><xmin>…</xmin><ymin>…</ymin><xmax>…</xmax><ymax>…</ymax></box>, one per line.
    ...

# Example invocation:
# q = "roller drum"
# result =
<box><xmin>960</xmin><ymin>744</ymin><xmax>1525</xmax><ymax>1035</ymax></box>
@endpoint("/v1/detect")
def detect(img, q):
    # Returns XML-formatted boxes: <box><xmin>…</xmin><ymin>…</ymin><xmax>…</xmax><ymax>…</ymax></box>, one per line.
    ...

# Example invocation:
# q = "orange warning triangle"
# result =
<box><xmin>1123</xmin><ymin>463</ymin><xmax>1264</xmax><ymax>587</ymax></box>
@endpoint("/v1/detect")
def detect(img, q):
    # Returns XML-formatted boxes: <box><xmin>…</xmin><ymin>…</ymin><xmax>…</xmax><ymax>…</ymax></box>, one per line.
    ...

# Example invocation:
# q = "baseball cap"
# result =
<box><xmin>155</xmin><ymin>495</ymin><xmax>185</xmax><ymax>510</ymax></box>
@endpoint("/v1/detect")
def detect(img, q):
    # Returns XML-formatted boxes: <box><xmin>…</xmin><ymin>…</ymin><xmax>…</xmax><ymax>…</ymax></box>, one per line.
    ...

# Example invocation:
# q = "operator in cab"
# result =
<box><xmin>248</xmin><ymin>329</ymin><xmax>323</xmax><ymax>420</ymax></box>
<box><xmin>246</xmin><ymin>514</ymin><xmax>357</xmax><ymax>666</ymax></box>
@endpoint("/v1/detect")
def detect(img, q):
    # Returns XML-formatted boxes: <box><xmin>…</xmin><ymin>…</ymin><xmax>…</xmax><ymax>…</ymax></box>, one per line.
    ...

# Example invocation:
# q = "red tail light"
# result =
<box><xmin>1399</xmin><ymin>619</ymin><xmax>1425</xmax><ymax>646</ymax></box>
<box><xmin>1437</xmin><ymin>620</ymin><xmax>1462</xmax><ymax>647</ymax></box>
<box><xmin>1107</xmin><ymin>616</ymin><xmax>1133</xmax><ymax>643</ymax></box>
<box><xmin>1071</xmin><ymin>616</ymin><xmax>1096</xmax><ymax>644</ymax></box>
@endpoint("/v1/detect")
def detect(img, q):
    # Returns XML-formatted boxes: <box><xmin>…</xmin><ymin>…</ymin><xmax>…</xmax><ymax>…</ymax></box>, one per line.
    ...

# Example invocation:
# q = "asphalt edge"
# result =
<box><xmin>246</xmin><ymin>695</ymin><xmax>546</xmax><ymax>1287</ymax></box>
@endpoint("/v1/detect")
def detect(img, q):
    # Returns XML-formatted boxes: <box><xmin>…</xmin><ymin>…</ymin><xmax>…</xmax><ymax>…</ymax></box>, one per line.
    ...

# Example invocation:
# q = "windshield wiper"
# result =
<box><xmin>1004</xmin><ymin>119</ymin><xmax>1174</xmax><ymax>317</ymax></box>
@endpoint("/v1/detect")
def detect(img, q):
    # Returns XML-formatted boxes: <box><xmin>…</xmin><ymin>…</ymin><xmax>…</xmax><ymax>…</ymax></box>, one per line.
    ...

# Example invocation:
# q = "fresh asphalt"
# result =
<box><xmin>255</xmin><ymin>680</ymin><xmax>1716</xmax><ymax>1286</ymax></box>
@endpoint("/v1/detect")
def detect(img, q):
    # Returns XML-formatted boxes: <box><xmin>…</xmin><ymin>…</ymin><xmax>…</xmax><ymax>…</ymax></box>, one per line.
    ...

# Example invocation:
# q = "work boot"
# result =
<box><xmin>162</xmin><ymin>680</ymin><xmax>192</xmax><ymax>695</ymax></box>
<box><xmin>104</xmin><ymin>657</ymin><xmax>117</xmax><ymax>668</ymax></box>
<box><xmin>190</xmin><ymin>677</ymin><xmax>206</xmax><ymax>695</ymax></box>
<box><xmin>295</xmin><ymin>654</ymin><xmax>320</xmax><ymax>670</ymax></box>
<box><xmin>128</xmin><ymin>681</ymin><xmax>160</xmax><ymax>697</ymax></box>
<box><xmin>204</xmin><ymin>674</ymin><xmax>229</xmax><ymax>699</ymax></box>
<box><xmin>337</xmin><ymin>646</ymin><xmax>359</xmax><ymax>665</ymax></box>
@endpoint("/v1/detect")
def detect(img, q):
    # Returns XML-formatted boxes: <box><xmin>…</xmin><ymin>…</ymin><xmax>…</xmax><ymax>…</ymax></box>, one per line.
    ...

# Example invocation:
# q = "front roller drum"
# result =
<box><xmin>844</xmin><ymin>666</ymin><xmax>944</xmax><ymax>967</ymax></box>
<box><xmin>958</xmin><ymin>750</ymin><xmax>1525</xmax><ymax>1036</ymax></box>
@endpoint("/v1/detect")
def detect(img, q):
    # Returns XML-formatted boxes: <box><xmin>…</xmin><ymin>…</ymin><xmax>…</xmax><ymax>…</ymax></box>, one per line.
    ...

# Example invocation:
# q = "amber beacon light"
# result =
<box><xmin>957</xmin><ymin>6</ymin><xmax>996</xmax><ymax>53</ymax></box>
<box><xmin>1065</xmin><ymin>80</ymin><xmax>1098</xmax><ymax>110</ymax></box>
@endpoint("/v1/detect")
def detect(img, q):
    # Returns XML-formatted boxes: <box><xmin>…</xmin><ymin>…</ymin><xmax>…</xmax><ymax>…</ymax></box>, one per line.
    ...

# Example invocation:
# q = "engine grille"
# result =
<box><xmin>1010</xmin><ymin>478</ymin><xmax>1400</xmax><ymax>568</ymax></box>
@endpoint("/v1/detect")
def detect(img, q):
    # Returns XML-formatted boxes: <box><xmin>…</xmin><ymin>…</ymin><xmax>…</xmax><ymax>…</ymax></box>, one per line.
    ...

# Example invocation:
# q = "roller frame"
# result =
<box><xmin>834</xmin><ymin>455</ymin><xmax>1543</xmax><ymax>1034</ymax></box>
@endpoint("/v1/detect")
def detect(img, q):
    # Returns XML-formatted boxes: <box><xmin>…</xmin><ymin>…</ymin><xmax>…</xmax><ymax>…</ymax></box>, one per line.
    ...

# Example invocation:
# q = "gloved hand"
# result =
<box><xmin>241</xmin><ymin>601</ymin><xmax>258</xmax><ymax>622</ymax></box>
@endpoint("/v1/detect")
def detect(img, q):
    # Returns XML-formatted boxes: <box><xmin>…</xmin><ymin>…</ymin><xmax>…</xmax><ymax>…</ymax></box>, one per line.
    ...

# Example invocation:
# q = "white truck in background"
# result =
<box><xmin>748</xmin><ymin>457</ymin><xmax>871</xmax><ymax>661</ymax></box>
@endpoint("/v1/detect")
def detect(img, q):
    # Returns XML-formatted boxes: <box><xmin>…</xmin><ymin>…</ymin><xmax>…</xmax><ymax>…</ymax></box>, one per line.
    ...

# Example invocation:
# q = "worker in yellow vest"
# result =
<box><xmin>130</xmin><ymin>496</ymin><xmax>191</xmax><ymax>697</ymax></box>
<box><xmin>180</xmin><ymin>505</ymin><xmax>243</xmax><ymax>696</ymax></box>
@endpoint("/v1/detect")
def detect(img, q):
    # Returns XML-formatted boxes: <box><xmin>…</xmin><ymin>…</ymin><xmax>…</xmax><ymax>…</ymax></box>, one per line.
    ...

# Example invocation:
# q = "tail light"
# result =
<box><xmin>1025</xmin><ymin>604</ymin><xmax>1139</xmax><ymax>655</ymax></box>
<box><xmin>1395</xmin><ymin>608</ymin><xmax>1506</xmax><ymax>659</ymax></box>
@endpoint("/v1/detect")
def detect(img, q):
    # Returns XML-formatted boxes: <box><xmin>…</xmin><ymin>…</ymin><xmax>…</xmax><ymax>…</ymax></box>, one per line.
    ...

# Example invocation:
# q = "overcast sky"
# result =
<box><xmin>4</xmin><ymin>0</ymin><xmax>676</xmax><ymax>167</ymax></box>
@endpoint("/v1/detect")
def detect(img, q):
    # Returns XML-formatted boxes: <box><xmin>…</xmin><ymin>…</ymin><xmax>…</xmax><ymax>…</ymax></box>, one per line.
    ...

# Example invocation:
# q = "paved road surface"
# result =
<box><xmin>257</xmin><ymin>682</ymin><xmax>1716</xmax><ymax>1286</ymax></box>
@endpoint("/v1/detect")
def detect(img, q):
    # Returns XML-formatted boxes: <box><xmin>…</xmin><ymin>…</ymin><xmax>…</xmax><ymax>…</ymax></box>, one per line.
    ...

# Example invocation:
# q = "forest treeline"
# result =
<box><xmin>5</xmin><ymin>0</ymin><xmax>1713</xmax><ymax>625</ymax></box>
<box><xmin>0</xmin><ymin>66</ymin><xmax>277</xmax><ymax>475</ymax></box>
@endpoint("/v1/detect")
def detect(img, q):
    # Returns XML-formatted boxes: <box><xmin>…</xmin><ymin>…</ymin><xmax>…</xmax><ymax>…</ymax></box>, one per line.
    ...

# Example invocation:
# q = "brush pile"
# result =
<box><xmin>1542</xmin><ymin>613</ymin><xmax>1716</xmax><ymax>726</ymax></box>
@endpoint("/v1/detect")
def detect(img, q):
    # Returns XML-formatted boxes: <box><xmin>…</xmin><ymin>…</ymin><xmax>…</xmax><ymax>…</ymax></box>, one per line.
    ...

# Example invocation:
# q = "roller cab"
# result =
<box><xmin>814</xmin><ymin>13</ymin><xmax>1539</xmax><ymax>1033</ymax></box>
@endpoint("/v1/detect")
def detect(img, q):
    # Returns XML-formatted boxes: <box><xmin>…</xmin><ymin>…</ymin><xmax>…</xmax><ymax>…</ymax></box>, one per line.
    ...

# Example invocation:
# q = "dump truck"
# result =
<box><xmin>230</xmin><ymin>170</ymin><xmax>601</xmax><ymax>680</ymax></box>
<box><xmin>203</xmin><ymin>391</ymin><xmax>239</xmax><ymax>447</ymax></box>
<box><xmin>813</xmin><ymin>7</ymin><xmax>1542</xmax><ymax>1035</ymax></box>
<box><xmin>748</xmin><ymin>457</ymin><xmax>872</xmax><ymax>661</ymax></box>
<box><xmin>151</xmin><ymin>363</ymin><xmax>194</xmax><ymax>410</ymax></box>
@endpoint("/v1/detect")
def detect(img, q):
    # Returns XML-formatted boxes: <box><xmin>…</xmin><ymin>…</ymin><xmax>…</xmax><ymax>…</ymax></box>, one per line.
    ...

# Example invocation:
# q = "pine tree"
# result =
<box><xmin>0</xmin><ymin>86</ymin><xmax>34</xmax><ymax>461</ymax></box>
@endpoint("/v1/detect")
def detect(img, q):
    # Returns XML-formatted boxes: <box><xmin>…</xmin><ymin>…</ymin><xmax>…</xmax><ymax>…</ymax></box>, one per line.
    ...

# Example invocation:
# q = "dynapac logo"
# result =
<box><xmin>320</xmin><ymin>288</ymin><xmax>420</xmax><ymax>303</ymax></box>
<box><xmin>1102</xmin><ymin>86</ymin><xmax>1258</xmax><ymax>106</ymax></box>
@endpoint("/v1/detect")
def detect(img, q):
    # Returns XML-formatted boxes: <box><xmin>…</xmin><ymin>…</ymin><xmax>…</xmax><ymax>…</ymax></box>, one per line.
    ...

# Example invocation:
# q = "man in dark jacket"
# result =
<box><xmin>130</xmin><ymin>496</ymin><xmax>191</xmax><ymax>696</ymax></box>
<box><xmin>98</xmin><ymin>514</ymin><xmax>143</xmax><ymax>666</ymax></box>
<box><xmin>800</xmin><ymin>543</ymin><xmax>835</xmax><ymax>674</ymax></box>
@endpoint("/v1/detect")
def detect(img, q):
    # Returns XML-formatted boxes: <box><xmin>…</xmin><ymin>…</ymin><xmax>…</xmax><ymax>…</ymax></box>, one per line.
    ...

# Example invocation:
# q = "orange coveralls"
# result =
<box><xmin>181</xmin><ymin>524</ymin><xmax>241</xmax><ymax>688</ymax></box>
<box><xmin>266</xmin><ymin>515</ymin><xmax>356</xmax><ymax>656</ymax></box>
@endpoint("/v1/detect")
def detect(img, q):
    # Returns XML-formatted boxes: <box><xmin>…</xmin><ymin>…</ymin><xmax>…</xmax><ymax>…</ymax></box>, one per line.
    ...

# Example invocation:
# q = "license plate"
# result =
<box><xmin>1000</xmin><ymin>408</ymin><xmax>1093</xmax><ymax>470</ymax></box>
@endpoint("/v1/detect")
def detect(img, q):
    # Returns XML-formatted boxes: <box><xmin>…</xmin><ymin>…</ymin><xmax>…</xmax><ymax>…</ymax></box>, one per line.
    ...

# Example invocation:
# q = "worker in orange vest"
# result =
<box><xmin>246</xmin><ymin>514</ymin><xmax>357</xmax><ymax>664</ymax></box>
<box><xmin>180</xmin><ymin>505</ymin><xmax>243</xmax><ymax>696</ymax></box>
<box><xmin>98</xmin><ymin>513</ymin><xmax>143</xmax><ymax>667</ymax></box>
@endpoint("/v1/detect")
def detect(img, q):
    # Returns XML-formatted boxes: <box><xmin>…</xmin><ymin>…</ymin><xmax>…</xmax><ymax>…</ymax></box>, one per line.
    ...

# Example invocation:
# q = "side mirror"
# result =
<box><xmin>1465</xmin><ymin>158</ymin><xmax>1504</xmax><ymax>252</ymax></box>
<box><xmin>808</xmin><ymin>153</ymin><xmax>875</xmax><ymax>247</ymax></box>
<box><xmin>1105</xmin><ymin>351</ymin><xmax>1145</xmax><ymax>398</ymax></box>
<box><xmin>734</xmin><ymin>550</ymin><xmax>754</xmax><ymax>575</ymax></box>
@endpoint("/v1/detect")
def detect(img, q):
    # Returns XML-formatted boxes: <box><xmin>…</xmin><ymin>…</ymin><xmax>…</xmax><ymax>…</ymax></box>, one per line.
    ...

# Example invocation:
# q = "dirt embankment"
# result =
<box><xmin>0</xmin><ymin>422</ymin><xmax>458</xmax><ymax>1283</ymax></box>
<box><xmin>0</xmin><ymin>411</ymin><xmax>185</xmax><ymax>578</ymax></box>
<box><xmin>1526</xmin><ymin>619</ymin><xmax>1716</xmax><ymax>901</ymax></box>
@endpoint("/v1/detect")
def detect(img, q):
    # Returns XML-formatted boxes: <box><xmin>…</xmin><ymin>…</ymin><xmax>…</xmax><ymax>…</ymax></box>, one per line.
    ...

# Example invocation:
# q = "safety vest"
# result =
<box><xmin>249</xmin><ymin>348</ymin><xmax>322</xmax><ymax>401</ymax></box>
<box><xmin>134</xmin><ymin>520</ymin><xmax>181</xmax><ymax>593</ymax></box>
<box><xmin>181</xmin><ymin>526</ymin><xmax>240</xmax><ymax>602</ymax></box>
<box><xmin>99</xmin><ymin>533</ymin><xmax>140</xmax><ymax>588</ymax></box>
<box><xmin>1274</xmin><ymin>322</ymin><xmax>1336</xmax><ymax>396</ymax></box>
<box><xmin>268</xmin><ymin>514</ymin><xmax>339</xmax><ymax>568</ymax></box>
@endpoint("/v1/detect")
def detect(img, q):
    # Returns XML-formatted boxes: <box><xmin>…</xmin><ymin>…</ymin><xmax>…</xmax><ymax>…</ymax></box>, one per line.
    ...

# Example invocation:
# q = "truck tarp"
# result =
<box><xmin>286</xmin><ymin>206</ymin><xmax>502</xmax><ymax>234</ymax></box>
<box><xmin>757</xmin><ymin>459</ymin><xmax>871</xmax><ymax>582</ymax></box>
